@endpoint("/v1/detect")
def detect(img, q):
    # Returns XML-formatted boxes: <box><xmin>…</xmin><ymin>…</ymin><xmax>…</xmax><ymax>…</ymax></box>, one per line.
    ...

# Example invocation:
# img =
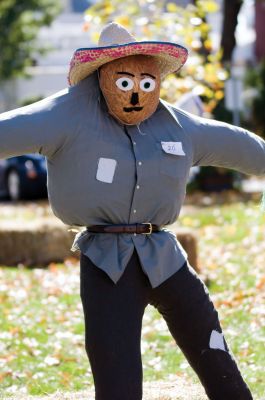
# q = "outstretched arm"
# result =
<box><xmin>0</xmin><ymin>89</ymin><xmax>71</xmax><ymax>159</ymax></box>
<box><xmin>178</xmin><ymin>110</ymin><xmax>265</xmax><ymax>176</ymax></box>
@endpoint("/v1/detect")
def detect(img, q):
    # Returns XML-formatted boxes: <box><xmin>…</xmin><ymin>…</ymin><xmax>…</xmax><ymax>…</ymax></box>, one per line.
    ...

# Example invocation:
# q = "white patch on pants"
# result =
<box><xmin>209</xmin><ymin>330</ymin><xmax>226</xmax><ymax>351</ymax></box>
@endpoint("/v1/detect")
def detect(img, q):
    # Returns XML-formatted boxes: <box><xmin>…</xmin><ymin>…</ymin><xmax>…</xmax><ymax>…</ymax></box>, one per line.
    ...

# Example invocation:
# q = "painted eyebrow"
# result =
<box><xmin>117</xmin><ymin>71</ymin><xmax>135</xmax><ymax>77</ymax></box>
<box><xmin>141</xmin><ymin>73</ymin><xmax>156</xmax><ymax>79</ymax></box>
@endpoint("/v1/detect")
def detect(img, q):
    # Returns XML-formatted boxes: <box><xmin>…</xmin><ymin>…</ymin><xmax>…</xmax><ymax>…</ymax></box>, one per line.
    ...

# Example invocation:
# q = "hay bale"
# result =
<box><xmin>0</xmin><ymin>223</ymin><xmax>74</xmax><ymax>266</ymax></box>
<box><xmin>0</xmin><ymin>224</ymin><xmax>198</xmax><ymax>270</ymax></box>
<box><xmin>176</xmin><ymin>228</ymin><xmax>199</xmax><ymax>272</ymax></box>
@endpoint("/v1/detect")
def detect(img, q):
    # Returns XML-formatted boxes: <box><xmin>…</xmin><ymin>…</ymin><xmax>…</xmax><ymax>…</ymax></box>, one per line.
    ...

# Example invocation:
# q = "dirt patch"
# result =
<box><xmin>5</xmin><ymin>379</ymin><xmax>207</xmax><ymax>399</ymax></box>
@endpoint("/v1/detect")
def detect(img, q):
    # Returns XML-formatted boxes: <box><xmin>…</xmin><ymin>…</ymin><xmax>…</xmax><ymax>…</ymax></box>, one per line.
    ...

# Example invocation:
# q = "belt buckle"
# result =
<box><xmin>142</xmin><ymin>222</ymin><xmax>152</xmax><ymax>235</ymax></box>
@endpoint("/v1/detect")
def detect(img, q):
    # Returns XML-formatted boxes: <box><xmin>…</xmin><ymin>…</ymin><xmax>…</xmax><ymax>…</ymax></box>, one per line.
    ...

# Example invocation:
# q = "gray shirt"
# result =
<box><xmin>1</xmin><ymin>73</ymin><xmax>265</xmax><ymax>287</ymax></box>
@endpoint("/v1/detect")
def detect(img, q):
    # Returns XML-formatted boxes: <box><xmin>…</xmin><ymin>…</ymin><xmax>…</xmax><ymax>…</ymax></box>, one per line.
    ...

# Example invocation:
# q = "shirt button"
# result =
<box><xmin>136</xmin><ymin>185</ymin><xmax>140</xmax><ymax>189</ymax></box>
<box><xmin>133</xmin><ymin>141</ymin><xmax>136</xmax><ymax>146</ymax></box>
<box><xmin>138</xmin><ymin>161</ymin><xmax>142</xmax><ymax>166</ymax></box>
<box><xmin>134</xmin><ymin>233</ymin><xmax>137</xmax><ymax>236</ymax></box>
<box><xmin>133</xmin><ymin>209</ymin><xmax>137</xmax><ymax>213</ymax></box>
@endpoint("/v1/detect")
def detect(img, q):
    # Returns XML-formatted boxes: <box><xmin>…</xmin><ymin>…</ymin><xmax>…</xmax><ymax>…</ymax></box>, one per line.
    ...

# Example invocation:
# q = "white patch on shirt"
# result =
<box><xmin>96</xmin><ymin>158</ymin><xmax>117</xmax><ymax>183</ymax></box>
<box><xmin>161</xmin><ymin>141</ymin><xmax>186</xmax><ymax>156</ymax></box>
<box><xmin>209</xmin><ymin>330</ymin><xmax>226</xmax><ymax>351</ymax></box>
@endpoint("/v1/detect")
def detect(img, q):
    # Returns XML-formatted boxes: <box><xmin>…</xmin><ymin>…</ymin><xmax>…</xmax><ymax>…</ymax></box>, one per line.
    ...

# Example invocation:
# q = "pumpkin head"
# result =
<box><xmin>99</xmin><ymin>55</ymin><xmax>161</xmax><ymax>125</ymax></box>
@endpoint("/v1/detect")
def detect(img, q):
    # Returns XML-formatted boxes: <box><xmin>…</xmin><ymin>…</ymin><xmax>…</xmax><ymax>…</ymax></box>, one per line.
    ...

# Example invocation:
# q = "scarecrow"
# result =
<box><xmin>0</xmin><ymin>22</ymin><xmax>264</xmax><ymax>400</ymax></box>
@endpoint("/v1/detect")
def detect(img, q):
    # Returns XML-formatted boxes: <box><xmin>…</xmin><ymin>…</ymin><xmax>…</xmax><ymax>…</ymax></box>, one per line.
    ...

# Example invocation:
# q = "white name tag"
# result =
<box><xmin>96</xmin><ymin>158</ymin><xmax>117</xmax><ymax>183</ymax></box>
<box><xmin>161</xmin><ymin>141</ymin><xmax>185</xmax><ymax>156</ymax></box>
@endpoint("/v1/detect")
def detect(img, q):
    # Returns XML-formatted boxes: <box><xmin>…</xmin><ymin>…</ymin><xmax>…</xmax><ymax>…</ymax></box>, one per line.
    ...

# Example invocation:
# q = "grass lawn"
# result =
<box><xmin>0</xmin><ymin>200</ymin><xmax>264</xmax><ymax>398</ymax></box>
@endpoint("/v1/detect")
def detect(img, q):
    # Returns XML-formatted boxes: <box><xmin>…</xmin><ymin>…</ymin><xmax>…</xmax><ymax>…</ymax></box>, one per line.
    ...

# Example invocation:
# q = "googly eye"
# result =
<box><xmin>140</xmin><ymin>78</ymin><xmax>156</xmax><ymax>92</ymax></box>
<box><xmin>115</xmin><ymin>77</ymin><xmax>134</xmax><ymax>91</ymax></box>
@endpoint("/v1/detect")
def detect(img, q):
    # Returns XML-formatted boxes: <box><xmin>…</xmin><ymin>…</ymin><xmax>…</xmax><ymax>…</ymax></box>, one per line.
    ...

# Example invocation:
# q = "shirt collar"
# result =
<box><xmin>69</xmin><ymin>71</ymin><xmax>100</xmax><ymax>95</ymax></box>
<box><xmin>158</xmin><ymin>99</ymin><xmax>182</xmax><ymax>128</ymax></box>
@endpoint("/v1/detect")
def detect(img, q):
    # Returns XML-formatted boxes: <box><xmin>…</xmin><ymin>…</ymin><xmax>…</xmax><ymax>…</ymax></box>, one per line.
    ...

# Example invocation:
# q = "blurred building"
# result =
<box><xmin>0</xmin><ymin>0</ymin><xmax>93</xmax><ymax>111</ymax></box>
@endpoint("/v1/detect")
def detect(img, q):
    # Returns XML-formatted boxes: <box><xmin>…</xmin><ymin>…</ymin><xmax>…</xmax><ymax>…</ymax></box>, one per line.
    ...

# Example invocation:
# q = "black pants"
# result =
<box><xmin>80</xmin><ymin>250</ymin><xmax>253</xmax><ymax>400</ymax></box>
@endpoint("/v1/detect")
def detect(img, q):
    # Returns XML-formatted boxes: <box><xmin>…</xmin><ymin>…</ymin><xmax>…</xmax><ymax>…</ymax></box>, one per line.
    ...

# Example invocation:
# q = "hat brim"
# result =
<box><xmin>68</xmin><ymin>41</ymin><xmax>188</xmax><ymax>86</ymax></box>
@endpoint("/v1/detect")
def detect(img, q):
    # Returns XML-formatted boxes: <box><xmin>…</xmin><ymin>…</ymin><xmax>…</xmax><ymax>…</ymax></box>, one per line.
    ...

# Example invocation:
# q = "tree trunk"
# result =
<box><xmin>220</xmin><ymin>0</ymin><xmax>243</xmax><ymax>63</ymax></box>
<box><xmin>255</xmin><ymin>0</ymin><xmax>265</xmax><ymax>61</ymax></box>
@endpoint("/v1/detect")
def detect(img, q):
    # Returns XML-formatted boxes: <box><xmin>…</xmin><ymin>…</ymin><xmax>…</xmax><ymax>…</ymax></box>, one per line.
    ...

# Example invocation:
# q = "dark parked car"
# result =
<box><xmin>0</xmin><ymin>154</ymin><xmax>47</xmax><ymax>201</ymax></box>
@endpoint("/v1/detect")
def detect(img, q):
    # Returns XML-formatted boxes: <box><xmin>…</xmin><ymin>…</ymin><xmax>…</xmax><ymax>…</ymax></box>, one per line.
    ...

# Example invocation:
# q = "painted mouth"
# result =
<box><xmin>123</xmin><ymin>107</ymin><xmax>143</xmax><ymax>113</ymax></box>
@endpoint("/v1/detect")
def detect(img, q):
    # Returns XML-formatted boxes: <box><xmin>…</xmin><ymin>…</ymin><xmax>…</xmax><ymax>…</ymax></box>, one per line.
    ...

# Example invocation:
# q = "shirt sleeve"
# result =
<box><xmin>0</xmin><ymin>91</ymin><xmax>70</xmax><ymax>159</ymax></box>
<box><xmin>180</xmin><ymin>111</ymin><xmax>265</xmax><ymax>176</ymax></box>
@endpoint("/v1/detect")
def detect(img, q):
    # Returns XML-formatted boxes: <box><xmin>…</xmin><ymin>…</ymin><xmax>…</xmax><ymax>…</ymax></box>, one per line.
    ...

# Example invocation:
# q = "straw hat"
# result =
<box><xmin>68</xmin><ymin>22</ymin><xmax>188</xmax><ymax>86</ymax></box>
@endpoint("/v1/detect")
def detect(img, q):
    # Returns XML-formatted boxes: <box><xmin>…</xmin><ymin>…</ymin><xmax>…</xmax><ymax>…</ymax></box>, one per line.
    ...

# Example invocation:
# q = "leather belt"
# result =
<box><xmin>86</xmin><ymin>223</ymin><xmax>160</xmax><ymax>235</ymax></box>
